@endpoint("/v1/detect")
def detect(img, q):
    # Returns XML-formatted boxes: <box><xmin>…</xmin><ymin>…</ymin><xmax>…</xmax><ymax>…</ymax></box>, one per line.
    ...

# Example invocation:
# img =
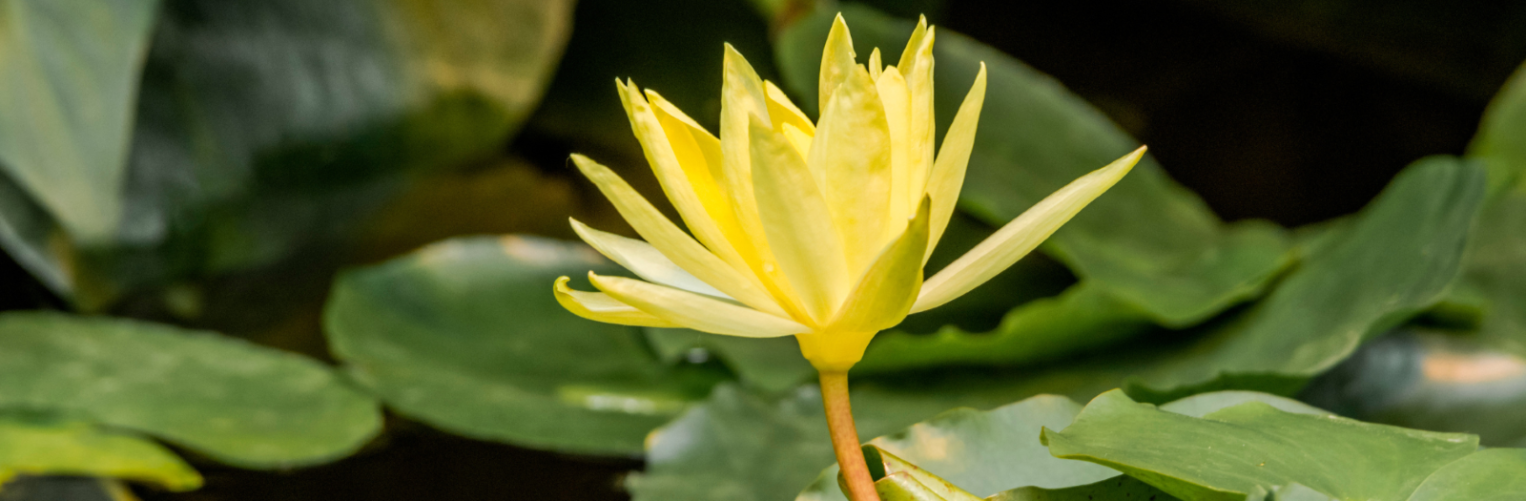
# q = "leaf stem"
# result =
<box><xmin>819</xmin><ymin>370</ymin><xmax>880</xmax><ymax>501</ymax></box>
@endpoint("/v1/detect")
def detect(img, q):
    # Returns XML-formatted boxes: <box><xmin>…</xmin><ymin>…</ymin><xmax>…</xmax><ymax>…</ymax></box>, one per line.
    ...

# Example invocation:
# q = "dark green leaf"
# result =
<box><xmin>1301</xmin><ymin>329</ymin><xmax>1526</xmax><ymax>447</ymax></box>
<box><xmin>1127</xmin><ymin>157</ymin><xmax>1486</xmax><ymax>401</ymax></box>
<box><xmin>0</xmin><ymin>312</ymin><xmax>380</xmax><ymax>468</ymax></box>
<box><xmin>1042</xmin><ymin>390</ymin><xmax>1479</xmax><ymax>501</ymax></box>
<box><xmin>774</xmin><ymin>4</ymin><xmax>1291</xmax><ymax>327</ymax></box>
<box><xmin>325</xmin><ymin>235</ymin><xmax>719</xmax><ymax>455</ymax></box>
<box><xmin>1406</xmin><ymin>448</ymin><xmax>1526</xmax><ymax>501</ymax></box>
<box><xmin>0</xmin><ymin>413</ymin><xmax>200</xmax><ymax>491</ymax></box>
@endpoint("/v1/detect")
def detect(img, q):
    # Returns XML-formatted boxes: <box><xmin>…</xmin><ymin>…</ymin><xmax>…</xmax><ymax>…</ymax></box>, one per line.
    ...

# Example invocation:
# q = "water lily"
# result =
<box><xmin>554</xmin><ymin>14</ymin><xmax>1141</xmax><ymax>373</ymax></box>
<box><xmin>553</xmin><ymin>14</ymin><xmax>1140</xmax><ymax>500</ymax></box>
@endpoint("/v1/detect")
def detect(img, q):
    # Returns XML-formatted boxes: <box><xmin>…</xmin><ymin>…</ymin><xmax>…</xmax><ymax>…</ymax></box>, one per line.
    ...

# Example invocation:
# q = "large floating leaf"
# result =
<box><xmin>1127</xmin><ymin>157</ymin><xmax>1486</xmax><ymax>400</ymax></box>
<box><xmin>774</xmin><ymin>4</ymin><xmax>1291</xmax><ymax>327</ymax></box>
<box><xmin>0</xmin><ymin>414</ymin><xmax>200</xmax><ymax>492</ymax></box>
<box><xmin>0</xmin><ymin>312</ymin><xmax>380</xmax><ymax>468</ymax></box>
<box><xmin>0</xmin><ymin>0</ymin><xmax>159</xmax><ymax>245</ymax></box>
<box><xmin>628</xmin><ymin>373</ymin><xmax>1104</xmax><ymax>501</ymax></box>
<box><xmin>798</xmin><ymin>390</ymin><xmax>1322</xmax><ymax>501</ymax></box>
<box><xmin>795</xmin><ymin>395</ymin><xmax>1118</xmax><ymax>501</ymax></box>
<box><xmin>1302</xmin><ymin>329</ymin><xmax>1526</xmax><ymax>447</ymax></box>
<box><xmin>1406</xmin><ymin>448</ymin><xmax>1526</xmax><ymax>501</ymax></box>
<box><xmin>326</xmin><ymin>235</ymin><xmax>719</xmax><ymax>455</ymax></box>
<box><xmin>1042</xmin><ymin>390</ymin><xmax>1480</xmax><ymax>501</ymax></box>
<box><xmin>0</xmin><ymin>0</ymin><xmax>574</xmax><ymax>308</ymax></box>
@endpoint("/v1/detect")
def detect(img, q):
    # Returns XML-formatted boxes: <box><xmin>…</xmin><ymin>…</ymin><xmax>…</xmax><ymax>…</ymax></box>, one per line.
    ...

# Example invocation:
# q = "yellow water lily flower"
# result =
<box><xmin>554</xmin><ymin>14</ymin><xmax>1142</xmax><ymax>373</ymax></box>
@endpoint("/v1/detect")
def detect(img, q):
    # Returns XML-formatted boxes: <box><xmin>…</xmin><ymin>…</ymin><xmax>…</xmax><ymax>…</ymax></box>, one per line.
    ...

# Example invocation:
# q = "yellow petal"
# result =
<box><xmin>750</xmin><ymin>116</ymin><xmax>850</xmax><ymax>324</ymax></box>
<box><xmin>570</xmin><ymin>154</ymin><xmax>784</xmax><ymax>316</ymax></box>
<box><xmin>896</xmin><ymin>15</ymin><xmax>929</xmax><ymax>71</ymax></box>
<box><xmin>554</xmin><ymin>277</ymin><xmax>678</xmax><ymax>327</ymax></box>
<box><xmin>590</xmin><ymin>273</ymin><xmax>808</xmax><ymax>338</ymax></box>
<box><xmin>901</xmin><ymin>25</ymin><xmax>937</xmax><ymax>210</ymax></box>
<box><xmin>781</xmin><ymin>122</ymin><xmax>814</xmax><ymax>159</ymax></box>
<box><xmin>912</xmin><ymin>147</ymin><xmax>1145</xmax><ymax>313</ymax></box>
<box><xmin>808</xmin><ymin>64</ymin><xmax>892</xmax><ymax>273</ymax></box>
<box><xmin>764</xmin><ymin>81</ymin><xmax>815</xmax><ymax>135</ymax></box>
<box><xmin>617</xmin><ymin>80</ymin><xmax>752</xmax><ymax>276</ymax></box>
<box><xmin>876</xmin><ymin>65</ymin><xmax>912</xmax><ymax>239</ymax></box>
<box><xmin>817</xmin><ymin>13</ymin><xmax>857</xmax><ymax>116</ymax></box>
<box><xmin>829</xmin><ymin>197</ymin><xmax>930</xmax><ymax>332</ymax></box>
<box><xmin>720</xmin><ymin>45</ymin><xmax>812</xmax><ymax>321</ymax></box>
<box><xmin>924</xmin><ymin>63</ymin><xmax>987</xmax><ymax>260</ymax></box>
<box><xmin>867</xmin><ymin>47</ymin><xmax>882</xmax><ymax>80</ymax></box>
<box><xmin>719</xmin><ymin>45</ymin><xmax>774</xmax><ymax>264</ymax></box>
<box><xmin>569</xmin><ymin>218</ymin><xmax>727</xmax><ymax>298</ymax></box>
<box><xmin>642</xmin><ymin>87</ymin><xmax>757</xmax><ymax>271</ymax></box>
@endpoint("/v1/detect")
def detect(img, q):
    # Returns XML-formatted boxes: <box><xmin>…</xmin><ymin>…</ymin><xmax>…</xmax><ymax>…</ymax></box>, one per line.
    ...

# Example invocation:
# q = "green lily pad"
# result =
<box><xmin>1406</xmin><ymin>448</ymin><xmax>1526</xmax><ymax>501</ymax></box>
<box><xmin>797</xmin><ymin>396</ymin><xmax>1118</xmax><ymax>501</ymax></box>
<box><xmin>0</xmin><ymin>413</ymin><xmax>200</xmax><ymax>491</ymax></box>
<box><xmin>1042</xmin><ymin>390</ymin><xmax>1480</xmax><ymax>501</ymax></box>
<box><xmin>0</xmin><ymin>312</ymin><xmax>380</xmax><ymax>468</ymax></box>
<box><xmin>799</xmin><ymin>390</ymin><xmax>1323</xmax><ymax>501</ymax></box>
<box><xmin>0</xmin><ymin>0</ymin><xmax>574</xmax><ymax>309</ymax></box>
<box><xmin>1301</xmin><ymin>329</ymin><xmax>1526</xmax><ymax>447</ymax></box>
<box><xmin>325</xmin><ymin>235</ymin><xmax>721</xmax><ymax>455</ymax></box>
<box><xmin>1127</xmin><ymin>156</ymin><xmax>1486</xmax><ymax>401</ymax></box>
<box><xmin>774</xmin><ymin>4</ymin><xmax>1291</xmax><ymax>327</ymax></box>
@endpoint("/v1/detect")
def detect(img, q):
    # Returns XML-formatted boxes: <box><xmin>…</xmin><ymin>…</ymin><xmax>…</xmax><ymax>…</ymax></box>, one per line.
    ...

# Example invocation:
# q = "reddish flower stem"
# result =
<box><xmin>819</xmin><ymin>370</ymin><xmax>880</xmax><ymax>501</ymax></box>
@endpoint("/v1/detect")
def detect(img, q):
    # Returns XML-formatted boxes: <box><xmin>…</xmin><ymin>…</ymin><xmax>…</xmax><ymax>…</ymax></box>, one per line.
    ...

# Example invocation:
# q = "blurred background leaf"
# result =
<box><xmin>0</xmin><ymin>312</ymin><xmax>381</xmax><ymax>469</ymax></box>
<box><xmin>0</xmin><ymin>0</ymin><xmax>575</xmax><ymax>310</ymax></box>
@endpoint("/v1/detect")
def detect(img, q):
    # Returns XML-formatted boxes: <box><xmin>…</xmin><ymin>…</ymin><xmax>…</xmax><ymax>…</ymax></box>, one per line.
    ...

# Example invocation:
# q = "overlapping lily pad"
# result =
<box><xmin>1042</xmin><ymin>390</ymin><xmax>1481</xmax><ymax>501</ymax></box>
<box><xmin>628</xmin><ymin>372</ymin><xmax>1111</xmax><ymax>501</ymax></box>
<box><xmin>797</xmin><ymin>390</ymin><xmax>1323</xmax><ymax>501</ymax></box>
<box><xmin>0</xmin><ymin>312</ymin><xmax>380</xmax><ymax>468</ymax></box>
<box><xmin>1127</xmin><ymin>157</ymin><xmax>1486</xmax><ymax>400</ymax></box>
<box><xmin>325</xmin><ymin>235</ymin><xmax>722</xmax><ymax>455</ymax></box>
<box><xmin>775</xmin><ymin>5</ymin><xmax>1291</xmax><ymax>328</ymax></box>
